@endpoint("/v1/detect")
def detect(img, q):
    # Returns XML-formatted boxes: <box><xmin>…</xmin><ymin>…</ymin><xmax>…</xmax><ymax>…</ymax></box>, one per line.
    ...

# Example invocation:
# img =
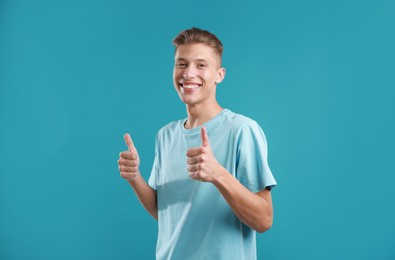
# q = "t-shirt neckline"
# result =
<box><xmin>181</xmin><ymin>109</ymin><xmax>229</xmax><ymax>134</ymax></box>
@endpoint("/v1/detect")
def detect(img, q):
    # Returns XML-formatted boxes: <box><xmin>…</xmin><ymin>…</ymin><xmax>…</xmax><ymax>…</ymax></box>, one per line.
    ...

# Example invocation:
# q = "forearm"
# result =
<box><xmin>212</xmin><ymin>167</ymin><xmax>273</xmax><ymax>233</ymax></box>
<box><xmin>128</xmin><ymin>172</ymin><xmax>158</xmax><ymax>220</ymax></box>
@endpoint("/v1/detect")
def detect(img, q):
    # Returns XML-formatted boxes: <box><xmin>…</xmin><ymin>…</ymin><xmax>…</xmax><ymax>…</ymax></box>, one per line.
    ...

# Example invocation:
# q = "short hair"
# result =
<box><xmin>173</xmin><ymin>27</ymin><xmax>223</xmax><ymax>59</ymax></box>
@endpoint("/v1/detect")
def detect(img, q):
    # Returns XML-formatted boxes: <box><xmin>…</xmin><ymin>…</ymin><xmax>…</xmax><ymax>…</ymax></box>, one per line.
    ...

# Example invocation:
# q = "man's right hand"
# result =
<box><xmin>118</xmin><ymin>133</ymin><xmax>140</xmax><ymax>182</ymax></box>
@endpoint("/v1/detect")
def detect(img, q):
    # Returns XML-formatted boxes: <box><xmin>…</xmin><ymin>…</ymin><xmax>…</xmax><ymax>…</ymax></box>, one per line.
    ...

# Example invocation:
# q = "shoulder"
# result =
<box><xmin>220</xmin><ymin>110</ymin><xmax>268</xmax><ymax>147</ymax></box>
<box><xmin>155</xmin><ymin>118</ymin><xmax>185</xmax><ymax>139</ymax></box>
<box><xmin>221</xmin><ymin>109</ymin><xmax>262</xmax><ymax>133</ymax></box>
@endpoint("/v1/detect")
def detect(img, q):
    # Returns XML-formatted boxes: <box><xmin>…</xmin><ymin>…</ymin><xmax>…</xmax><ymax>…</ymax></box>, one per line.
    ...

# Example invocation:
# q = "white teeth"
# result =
<box><xmin>183</xmin><ymin>84</ymin><xmax>200</xmax><ymax>89</ymax></box>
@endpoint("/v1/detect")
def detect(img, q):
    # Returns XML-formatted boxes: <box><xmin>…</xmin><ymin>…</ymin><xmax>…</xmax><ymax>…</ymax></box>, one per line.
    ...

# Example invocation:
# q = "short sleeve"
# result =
<box><xmin>236</xmin><ymin>120</ymin><xmax>277</xmax><ymax>193</ymax></box>
<box><xmin>148</xmin><ymin>132</ymin><xmax>159</xmax><ymax>190</ymax></box>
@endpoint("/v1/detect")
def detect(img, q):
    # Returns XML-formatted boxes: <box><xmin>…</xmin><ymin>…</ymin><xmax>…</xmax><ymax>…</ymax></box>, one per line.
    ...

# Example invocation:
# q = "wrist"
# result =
<box><xmin>212</xmin><ymin>165</ymin><xmax>228</xmax><ymax>185</ymax></box>
<box><xmin>126</xmin><ymin>171</ymin><xmax>140</xmax><ymax>182</ymax></box>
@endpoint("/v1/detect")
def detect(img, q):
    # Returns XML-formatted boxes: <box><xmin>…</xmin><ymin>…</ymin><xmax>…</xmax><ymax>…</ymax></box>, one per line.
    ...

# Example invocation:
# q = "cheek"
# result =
<box><xmin>202</xmin><ymin>71</ymin><xmax>217</xmax><ymax>83</ymax></box>
<box><xmin>173</xmin><ymin>69</ymin><xmax>184</xmax><ymax>80</ymax></box>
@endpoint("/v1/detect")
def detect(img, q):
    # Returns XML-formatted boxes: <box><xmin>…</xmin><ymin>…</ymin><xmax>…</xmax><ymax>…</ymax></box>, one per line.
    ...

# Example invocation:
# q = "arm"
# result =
<box><xmin>118</xmin><ymin>134</ymin><xmax>158</xmax><ymax>220</ymax></box>
<box><xmin>212</xmin><ymin>167</ymin><xmax>273</xmax><ymax>233</ymax></box>
<box><xmin>187</xmin><ymin>127</ymin><xmax>273</xmax><ymax>233</ymax></box>
<box><xmin>128</xmin><ymin>173</ymin><xmax>158</xmax><ymax>220</ymax></box>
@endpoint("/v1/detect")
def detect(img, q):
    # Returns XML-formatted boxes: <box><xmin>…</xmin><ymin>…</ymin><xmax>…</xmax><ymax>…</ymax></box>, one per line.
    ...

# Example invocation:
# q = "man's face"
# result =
<box><xmin>173</xmin><ymin>43</ymin><xmax>225</xmax><ymax>106</ymax></box>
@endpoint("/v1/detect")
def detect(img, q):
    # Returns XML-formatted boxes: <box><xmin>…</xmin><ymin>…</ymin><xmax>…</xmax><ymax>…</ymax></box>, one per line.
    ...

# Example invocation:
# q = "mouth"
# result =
<box><xmin>179</xmin><ymin>82</ymin><xmax>202</xmax><ymax>90</ymax></box>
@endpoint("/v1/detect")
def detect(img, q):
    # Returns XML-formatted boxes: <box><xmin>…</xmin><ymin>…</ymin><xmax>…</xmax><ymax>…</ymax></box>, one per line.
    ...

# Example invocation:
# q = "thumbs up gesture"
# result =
<box><xmin>118</xmin><ymin>133</ymin><xmax>140</xmax><ymax>182</ymax></box>
<box><xmin>186</xmin><ymin>127</ymin><xmax>222</xmax><ymax>182</ymax></box>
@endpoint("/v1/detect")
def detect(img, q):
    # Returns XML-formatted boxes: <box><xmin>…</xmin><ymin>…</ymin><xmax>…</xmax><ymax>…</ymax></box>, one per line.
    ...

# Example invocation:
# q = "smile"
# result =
<box><xmin>182</xmin><ymin>84</ymin><xmax>200</xmax><ymax>89</ymax></box>
<box><xmin>179</xmin><ymin>82</ymin><xmax>202</xmax><ymax>89</ymax></box>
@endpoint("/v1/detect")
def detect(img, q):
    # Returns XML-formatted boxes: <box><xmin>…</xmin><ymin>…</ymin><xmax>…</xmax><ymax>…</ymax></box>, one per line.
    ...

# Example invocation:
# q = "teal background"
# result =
<box><xmin>1</xmin><ymin>0</ymin><xmax>394</xmax><ymax>259</ymax></box>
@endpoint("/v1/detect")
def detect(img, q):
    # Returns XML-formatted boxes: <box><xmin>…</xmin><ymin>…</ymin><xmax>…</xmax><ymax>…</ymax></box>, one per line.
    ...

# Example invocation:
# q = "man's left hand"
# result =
<box><xmin>186</xmin><ymin>127</ymin><xmax>223</xmax><ymax>182</ymax></box>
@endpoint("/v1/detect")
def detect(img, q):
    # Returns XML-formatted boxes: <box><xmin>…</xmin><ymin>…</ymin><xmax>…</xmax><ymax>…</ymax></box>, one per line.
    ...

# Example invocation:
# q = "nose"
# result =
<box><xmin>183</xmin><ymin>66</ymin><xmax>197</xmax><ymax>79</ymax></box>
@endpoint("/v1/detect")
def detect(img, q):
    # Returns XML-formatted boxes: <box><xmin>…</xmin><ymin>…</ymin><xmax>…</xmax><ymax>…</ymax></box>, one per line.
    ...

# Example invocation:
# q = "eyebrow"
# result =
<box><xmin>195</xmin><ymin>59</ymin><xmax>208</xmax><ymax>63</ymax></box>
<box><xmin>175</xmin><ymin>58</ymin><xmax>208</xmax><ymax>63</ymax></box>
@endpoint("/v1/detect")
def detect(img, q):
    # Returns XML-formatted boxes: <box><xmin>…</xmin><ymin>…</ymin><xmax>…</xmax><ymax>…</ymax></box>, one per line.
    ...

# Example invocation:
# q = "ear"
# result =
<box><xmin>216</xmin><ymin>67</ymin><xmax>226</xmax><ymax>84</ymax></box>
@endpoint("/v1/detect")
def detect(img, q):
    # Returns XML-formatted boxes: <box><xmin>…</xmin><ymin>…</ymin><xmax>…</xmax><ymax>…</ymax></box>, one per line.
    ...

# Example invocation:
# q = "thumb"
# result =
<box><xmin>201</xmin><ymin>127</ymin><xmax>210</xmax><ymax>147</ymax></box>
<box><xmin>124</xmin><ymin>133</ymin><xmax>135</xmax><ymax>151</ymax></box>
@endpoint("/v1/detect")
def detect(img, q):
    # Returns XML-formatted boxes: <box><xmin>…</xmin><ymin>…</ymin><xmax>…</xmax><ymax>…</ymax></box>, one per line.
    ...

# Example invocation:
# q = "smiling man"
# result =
<box><xmin>118</xmin><ymin>27</ymin><xmax>277</xmax><ymax>260</ymax></box>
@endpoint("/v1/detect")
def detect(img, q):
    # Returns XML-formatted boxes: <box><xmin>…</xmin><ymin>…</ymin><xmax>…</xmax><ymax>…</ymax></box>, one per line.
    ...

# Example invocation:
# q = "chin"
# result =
<box><xmin>179</xmin><ymin>97</ymin><xmax>199</xmax><ymax>106</ymax></box>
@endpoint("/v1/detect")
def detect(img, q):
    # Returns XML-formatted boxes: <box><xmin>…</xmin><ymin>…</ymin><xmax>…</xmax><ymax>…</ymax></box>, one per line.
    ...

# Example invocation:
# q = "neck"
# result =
<box><xmin>184</xmin><ymin>101</ymin><xmax>223</xmax><ymax>129</ymax></box>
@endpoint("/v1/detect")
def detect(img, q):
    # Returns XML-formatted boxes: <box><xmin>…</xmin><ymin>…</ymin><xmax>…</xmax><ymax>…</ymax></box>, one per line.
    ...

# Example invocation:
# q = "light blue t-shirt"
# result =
<box><xmin>148</xmin><ymin>109</ymin><xmax>276</xmax><ymax>260</ymax></box>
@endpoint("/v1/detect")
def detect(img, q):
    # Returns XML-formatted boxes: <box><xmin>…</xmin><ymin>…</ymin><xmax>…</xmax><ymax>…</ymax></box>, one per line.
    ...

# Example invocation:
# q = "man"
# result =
<box><xmin>118</xmin><ymin>27</ymin><xmax>277</xmax><ymax>260</ymax></box>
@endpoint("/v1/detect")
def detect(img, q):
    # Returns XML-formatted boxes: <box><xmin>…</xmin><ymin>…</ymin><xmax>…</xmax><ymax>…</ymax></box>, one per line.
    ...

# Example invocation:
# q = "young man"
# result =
<box><xmin>118</xmin><ymin>27</ymin><xmax>277</xmax><ymax>260</ymax></box>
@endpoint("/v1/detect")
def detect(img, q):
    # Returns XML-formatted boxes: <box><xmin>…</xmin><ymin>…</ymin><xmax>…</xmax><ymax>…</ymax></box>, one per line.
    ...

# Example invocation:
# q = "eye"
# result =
<box><xmin>198</xmin><ymin>63</ymin><xmax>207</xmax><ymax>68</ymax></box>
<box><xmin>176</xmin><ymin>63</ymin><xmax>186</xmax><ymax>68</ymax></box>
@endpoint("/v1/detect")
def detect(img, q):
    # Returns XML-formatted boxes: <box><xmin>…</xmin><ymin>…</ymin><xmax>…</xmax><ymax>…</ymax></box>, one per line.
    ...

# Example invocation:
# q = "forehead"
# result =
<box><xmin>175</xmin><ymin>43</ymin><xmax>220</xmax><ymax>64</ymax></box>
